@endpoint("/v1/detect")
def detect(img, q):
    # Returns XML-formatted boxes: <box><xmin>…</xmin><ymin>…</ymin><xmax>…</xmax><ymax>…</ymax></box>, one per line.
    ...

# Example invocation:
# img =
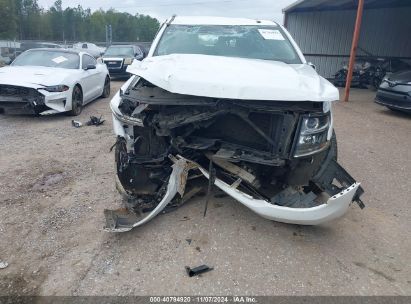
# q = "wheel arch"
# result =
<box><xmin>72</xmin><ymin>83</ymin><xmax>83</xmax><ymax>106</ymax></box>
<box><xmin>74</xmin><ymin>83</ymin><xmax>83</xmax><ymax>95</ymax></box>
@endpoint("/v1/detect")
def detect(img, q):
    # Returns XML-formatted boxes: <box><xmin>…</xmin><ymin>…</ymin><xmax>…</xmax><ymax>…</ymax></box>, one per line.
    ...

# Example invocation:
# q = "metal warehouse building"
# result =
<box><xmin>283</xmin><ymin>0</ymin><xmax>411</xmax><ymax>82</ymax></box>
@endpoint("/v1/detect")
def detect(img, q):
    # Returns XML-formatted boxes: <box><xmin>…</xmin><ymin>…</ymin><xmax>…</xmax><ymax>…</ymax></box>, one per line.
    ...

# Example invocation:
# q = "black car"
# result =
<box><xmin>102</xmin><ymin>45</ymin><xmax>145</xmax><ymax>77</ymax></box>
<box><xmin>334</xmin><ymin>58</ymin><xmax>411</xmax><ymax>89</ymax></box>
<box><xmin>375</xmin><ymin>70</ymin><xmax>411</xmax><ymax>113</ymax></box>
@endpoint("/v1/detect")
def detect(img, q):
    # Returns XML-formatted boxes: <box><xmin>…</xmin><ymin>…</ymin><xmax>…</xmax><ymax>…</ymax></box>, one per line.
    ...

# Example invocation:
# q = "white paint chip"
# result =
<box><xmin>258</xmin><ymin>29</ymin><xmax>285</xmax><ymax>40</ymax></box>
<box><xmin>0</xmin><ymin>261</ymin><xmax>8</xmax><ymax>269</ymax></box>
<box><xmin>52</xmin><ymin>56</ymin><xmax>68</xmax><ymax>64</ymax></box>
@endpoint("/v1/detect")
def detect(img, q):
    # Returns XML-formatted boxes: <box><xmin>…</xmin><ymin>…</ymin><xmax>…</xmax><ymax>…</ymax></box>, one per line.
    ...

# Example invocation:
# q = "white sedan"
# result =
<box><xmin>72</xmin><ymin>42</ymin><xmax>106</xmax><ymax>58</ymax></box>
<box><xmin>0</xmin><ymin>48</ymin><xmax>110</xmax><ymax>116</ymax></box>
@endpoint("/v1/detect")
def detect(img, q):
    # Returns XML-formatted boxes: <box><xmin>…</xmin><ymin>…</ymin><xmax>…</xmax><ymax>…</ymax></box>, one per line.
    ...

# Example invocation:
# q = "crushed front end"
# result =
<box><xmin>0</xmin><ymin>84</ymin><xmax>68</xmax><ymax>115</ymax></box>
<box><xmin>105</xmin><ymin>76</ymin><xmax>364</xmax><ymax>232</ymax></box>
<box><xmin>0</xmin><ymin>84</ymin><xmax>47</xmax><ymax>114</ymax></box>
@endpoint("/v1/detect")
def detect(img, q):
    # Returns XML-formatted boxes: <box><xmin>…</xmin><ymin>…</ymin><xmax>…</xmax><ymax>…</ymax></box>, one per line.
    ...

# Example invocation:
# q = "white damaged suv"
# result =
<box><xmin>105</xmin><ymin>16</ymin><xmax>364</xmax><ymax>232</ymax></box>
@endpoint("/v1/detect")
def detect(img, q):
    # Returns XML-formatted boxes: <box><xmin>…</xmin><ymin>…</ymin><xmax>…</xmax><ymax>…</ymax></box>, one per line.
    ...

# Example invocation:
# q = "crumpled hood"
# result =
<box><xmin>127</xmin><ymin>54</ymin><xmax>339</xmax><ymax>102</ymax></box>
<box><xmin>0</xmin><ymin>66</ymin><xmax>78</xmax><ymax>88</ymax></box>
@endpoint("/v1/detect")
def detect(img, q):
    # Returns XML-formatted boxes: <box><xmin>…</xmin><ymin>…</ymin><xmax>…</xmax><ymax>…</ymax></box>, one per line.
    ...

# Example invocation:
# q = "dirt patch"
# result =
<box><xmin>39</xmin><ymin>205</ymin><xmax>93</xmax><ymax>232</ymax></box>
<box><xmin>32</xmin><ymin>171</ymin><xmax>68</xmax><ymax>192</ymax></box>
<box><xmin>0</xmin><ymin>271</ymin><xmax>47</xmax><ymax>296</ymax></box>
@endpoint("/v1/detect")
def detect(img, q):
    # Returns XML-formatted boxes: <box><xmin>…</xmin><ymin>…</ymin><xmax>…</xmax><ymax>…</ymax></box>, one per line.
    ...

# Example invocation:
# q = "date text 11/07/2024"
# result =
<box><xmin>149</xmin><ymin>297</ymin><xmax>257</xmax><ymax>303</ymax></box>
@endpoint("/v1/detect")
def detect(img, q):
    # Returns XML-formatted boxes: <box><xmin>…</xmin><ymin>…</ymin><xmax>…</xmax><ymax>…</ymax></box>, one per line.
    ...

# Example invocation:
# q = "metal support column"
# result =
<box><xmin>344</xmin><ymin>0</ymin><xmax>365</xmax><ymax>102</ymax></box>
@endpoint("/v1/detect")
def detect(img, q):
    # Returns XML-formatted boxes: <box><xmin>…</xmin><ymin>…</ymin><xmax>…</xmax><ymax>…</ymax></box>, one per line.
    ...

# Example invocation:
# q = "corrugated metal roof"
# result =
<box><xmin>283</xmin><ymin>0</ymin><xmax>411</xmax><ymax>13</ymax></box>
<box><xmin>284</xmin><ymin>5</ymin><xmax>411</xmax><ymax>78</ymax></box>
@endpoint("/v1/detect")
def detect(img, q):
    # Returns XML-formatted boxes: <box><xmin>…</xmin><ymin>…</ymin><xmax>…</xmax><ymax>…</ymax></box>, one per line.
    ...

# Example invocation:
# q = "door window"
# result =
<box><xmin>82</xmin><ymin>54</ymin><xmax>97</xmax><ymax>69</ymax></box>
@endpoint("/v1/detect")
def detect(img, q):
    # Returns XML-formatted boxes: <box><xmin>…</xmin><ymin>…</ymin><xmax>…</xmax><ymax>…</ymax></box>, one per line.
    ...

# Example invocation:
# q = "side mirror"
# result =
<box><xmin>308</xmin><ymin>62</ymin><xmax>316</xmax><ymax>70</ymax></box>
<box><xmin>85</xmin><ymin>64</ymin><xmax>96</xmax><ymax>70</ymax></box>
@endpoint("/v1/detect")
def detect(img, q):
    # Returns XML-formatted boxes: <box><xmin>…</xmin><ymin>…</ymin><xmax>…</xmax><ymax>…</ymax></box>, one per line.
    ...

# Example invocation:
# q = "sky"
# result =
<box><xmin>37</xmin><ymin>0</ymin><xmax>296</xmax><ymax>24</ymax></box>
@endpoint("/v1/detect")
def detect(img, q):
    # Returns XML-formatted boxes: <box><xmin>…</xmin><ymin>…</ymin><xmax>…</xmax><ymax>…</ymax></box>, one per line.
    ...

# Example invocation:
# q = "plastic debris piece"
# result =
<box><xmin>0</xmin><ymin>261</ymin><xmax>8</xmax><ymax>269</ymax></box>
<box><xmin>185</xmin><ymin>265</ymin><xmax>213</xmax><ymax>277</ymax></box>
<box><xmin>86</xmin><ymin>115</ymin><xmax>105</xmax><ymax>126</ymax></box>
<box><xmin>71</xmin><ymin>120</ymin><xmax>82</xmax><ymax>128</ymax></box>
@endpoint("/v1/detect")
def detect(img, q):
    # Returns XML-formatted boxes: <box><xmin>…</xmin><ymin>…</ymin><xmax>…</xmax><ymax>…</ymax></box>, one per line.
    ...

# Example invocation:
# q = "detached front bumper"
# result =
<box><xmin>104</xmin><ymin>155</ymin><xmax>363</xmax><ymax>232</ymax></box>
<box><xmin>199</xmin><ymin>166</ymin><xmax>360</xmax><ymax>225</ymax></box>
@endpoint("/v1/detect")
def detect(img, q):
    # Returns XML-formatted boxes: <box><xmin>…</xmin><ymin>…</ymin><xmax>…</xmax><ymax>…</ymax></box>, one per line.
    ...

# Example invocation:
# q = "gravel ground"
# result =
<box><xmin>0</xmin><ymin>81</ymin><xmax>410</xmax><ymax>296</ymax></box>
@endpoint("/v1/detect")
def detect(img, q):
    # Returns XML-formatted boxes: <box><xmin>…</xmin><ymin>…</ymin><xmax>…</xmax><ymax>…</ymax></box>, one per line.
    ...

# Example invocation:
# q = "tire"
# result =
<box><xmin>67</xmin><ymin>85</ymin><xmax>83</xmax><ymax>116</ymax></box>
<box><xmin>101</xmin><ymin>76</ymin><xmax>111</xmax><ymax>98</ymax></box>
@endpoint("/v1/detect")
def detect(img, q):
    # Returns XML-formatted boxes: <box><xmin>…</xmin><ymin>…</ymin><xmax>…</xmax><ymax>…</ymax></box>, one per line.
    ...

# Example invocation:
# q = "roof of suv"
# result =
<box><xmin>169</xmin><ymin>16</ymin><xmax>278</xmax><ymax>26</ymax></box>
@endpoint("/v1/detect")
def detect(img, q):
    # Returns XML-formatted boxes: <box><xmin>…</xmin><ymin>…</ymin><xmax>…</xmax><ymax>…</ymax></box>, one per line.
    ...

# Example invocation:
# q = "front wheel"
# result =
<box><xmin>67</xmin><ymin>85</ymin><xmax>83</xmax><ymax>116</ymax></box>
<box><xmin>101</xmin><ymin>76</ymin><xmax>111</xmax><ymax>98</ymax></box>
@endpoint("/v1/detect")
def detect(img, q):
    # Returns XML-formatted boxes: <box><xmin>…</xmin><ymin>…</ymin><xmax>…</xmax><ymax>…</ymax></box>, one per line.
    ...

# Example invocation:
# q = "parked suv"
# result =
<box><xmin>102</xmin><ymin>45</ymin><xmax>145</xmax><ymax>78</ymax></box>
<box><xmin>105</xmin><ymin>16</ymin><xmax>364</xmax><ymax>232</ymax></box>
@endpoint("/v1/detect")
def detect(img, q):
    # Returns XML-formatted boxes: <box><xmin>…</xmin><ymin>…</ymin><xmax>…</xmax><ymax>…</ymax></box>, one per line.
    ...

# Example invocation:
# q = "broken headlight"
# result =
<box><xmin>294</xmin><ymin>113</ymin><xmax>330</xmax><ymax>158</ymax></box>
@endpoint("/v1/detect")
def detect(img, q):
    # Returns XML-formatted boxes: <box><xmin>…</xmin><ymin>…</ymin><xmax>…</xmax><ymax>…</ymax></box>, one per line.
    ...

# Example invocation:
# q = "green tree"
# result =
<box><xmin>14</xmin><ymin>0</ymin><xmax>42</xmax><ymax>40</ymax></box>
<box><xmin>0</xmin><ymin>0</ymin><xmax>160</xmax><ymax>42</ymax></box>
<box><xmin>0</xmin><ymin>0</ymin><xmax>17</xmax><ymax>39</ymax></box>
<box><xmin>135</xmin><ymin>14</ymin><xmax>160</xmax><ymax>41</ymax></box>
<box><xmin>49</xmin><ymin>0</ymin><xmax>64</xmax><ymax>41</ymax></box>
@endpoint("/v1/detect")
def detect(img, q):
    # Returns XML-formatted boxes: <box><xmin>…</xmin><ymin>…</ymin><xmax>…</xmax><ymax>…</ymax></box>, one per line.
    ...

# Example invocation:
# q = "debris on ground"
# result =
<box><xmin>86</xmin><ymin>115</ymin><xmax>105</xmax><ymax>126</ymax></box>
<box><xmin>71</xmin><ymin>120</ymin><xmax>82</xmax><ymax>128</ymax></box>
<box><xmin>185</xmin><ymin>265</ymin><xmax>214</xmax><ymax>277</ymax></box>
<box><xmin>72</xmin><ymin>116</ymin><xmax>105</xmax><ymax>129</ymax></box>
<box><xmin>185</xmin><ymin>238</ymin><xmax>192</xmax><ymax>245</ymax></box>
<box><xmin>0</xmin><ymin>261</ymin><xmax>9</xmax><ymax>269</ymax></box>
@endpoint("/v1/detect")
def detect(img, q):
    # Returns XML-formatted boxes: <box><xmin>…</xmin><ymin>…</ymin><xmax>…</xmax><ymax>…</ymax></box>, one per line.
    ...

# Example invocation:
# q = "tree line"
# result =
<box><xmin>0</xmin><ymin>0</ymin><xmax>160</xmax><ymax>42</ymax></box>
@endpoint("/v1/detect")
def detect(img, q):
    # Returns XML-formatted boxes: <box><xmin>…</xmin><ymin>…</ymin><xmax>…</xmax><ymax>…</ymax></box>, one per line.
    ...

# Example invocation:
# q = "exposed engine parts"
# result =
<box><xmin>104</xmin><ymin>77</ymin><xmax>364</xmax><ymax>232</ymax></box>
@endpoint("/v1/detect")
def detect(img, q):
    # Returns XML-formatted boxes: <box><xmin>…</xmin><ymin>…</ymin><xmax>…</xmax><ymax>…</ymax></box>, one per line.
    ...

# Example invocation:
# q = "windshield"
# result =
<box><xmin>154</xmin><ymin>24</ymin><xmax>301</xmax><ymax>64</ymax></box>
<box><xmin>104</xmin><ymin>47</ymin><xmax>134</xmax><ymax>57</ymax></box>
<box><xmin>12</xmin><ymin>50</ymin><xmax>80</xmax><ymax>69</ymax></box>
